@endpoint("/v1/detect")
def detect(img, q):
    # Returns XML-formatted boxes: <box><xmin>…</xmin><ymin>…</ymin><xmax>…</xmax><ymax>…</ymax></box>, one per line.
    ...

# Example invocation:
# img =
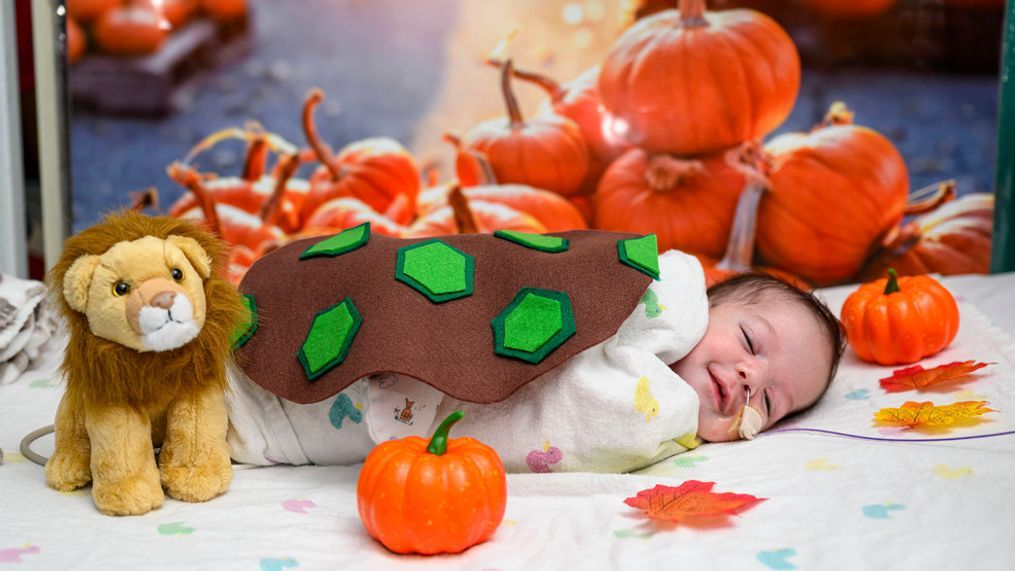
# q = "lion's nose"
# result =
<box><xmin>149</xmin><ymin>291</ymin><xmax>176</xmax><ymax>310</ymax></box>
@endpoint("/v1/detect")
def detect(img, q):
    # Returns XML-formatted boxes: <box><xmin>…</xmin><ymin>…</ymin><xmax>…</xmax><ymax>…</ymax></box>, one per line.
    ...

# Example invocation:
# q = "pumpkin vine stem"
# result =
<box><xmin>167</xmin><ymin>162</ymin><xmax>221</xmax><ymax>236</ymax></box>
<box><xmin>679</xmin><ymin>0</ymin><xmax>707</xmax><ymax>27</ymax></box>
<box><xmin>242</xmin><ymin>131</ymin><xmax>269</xmax><ymax>182</ymax></box>
<box><xmin>302</xmin><ymin>89</ymin><xmax>346</xmax><ymax>182</ymax></box>
<box><xmin>427</xmin><ymin>410</ymin><xmax>465</xmax><ymax>456</ymax></box>
<box><xmin>500</xmin><ymin>60</ymin><xmax>526</xmax><ymax>129</ymax></box>
<box><xmin>884</xmin><ymin>269</ymin><xmax>901</xmax><ymax>295</ymax></box>
<box><xmin>259</xmin><ymin>152</ymin><xmax>299</xmax><ymax>224</ymax></box>
<box><xmin>448</xmin><ymin>185</ymin><xmax>480</xmax><ymax>233</ymax></box>
<box><xmin>486</xmin><ymin>58</ymin><xmax>565</xmax><ymax>102</ymax></box>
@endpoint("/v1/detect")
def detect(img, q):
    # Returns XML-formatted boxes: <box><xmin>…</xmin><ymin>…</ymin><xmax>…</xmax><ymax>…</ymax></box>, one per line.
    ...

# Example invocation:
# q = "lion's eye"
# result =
<box><xmin>171</xmin><ymin>268</ymin><xmax>184</xmax><ymax>282</ymax></box>
<box><xmin>113</xmin><ymin>282</ymin><xmax>130</xmax><ymax>297</ymax></box>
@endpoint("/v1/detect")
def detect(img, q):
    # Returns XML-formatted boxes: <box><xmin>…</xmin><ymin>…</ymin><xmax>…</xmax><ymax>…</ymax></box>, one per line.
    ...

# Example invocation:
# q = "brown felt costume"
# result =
<box><xmin>234</xmin><ymin>229</ymin><xmax>653</xmax><ymax>404</ymax></box>
<box><xmin>45</xmin><ymin>211</ymin><xmax>246</xmax><ymax>516</ymax></box>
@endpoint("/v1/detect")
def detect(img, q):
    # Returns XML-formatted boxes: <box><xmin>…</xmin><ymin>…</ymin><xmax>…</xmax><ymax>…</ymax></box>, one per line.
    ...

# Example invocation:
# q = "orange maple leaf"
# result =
<box><xmin>623</xmin><ymin>481</ymin><xmax>765</xmax><ymax>523</ymax></box>
<box><xmin>873</xmin><ymin>400</ymin><xmax>997</xmax><ymax>428</ymax></box>
<box><xmin>879</xmin><ymin>361</ymin><xmax>993</xmax><ymax>393</ymax></box>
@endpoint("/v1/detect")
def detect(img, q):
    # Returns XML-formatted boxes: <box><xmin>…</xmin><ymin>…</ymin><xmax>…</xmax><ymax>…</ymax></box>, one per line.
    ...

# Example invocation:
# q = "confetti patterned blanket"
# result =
<box><xmin>2</xmin><ymin>273</ymin><xmax>1014</xmax><ymax>570</ymax></box>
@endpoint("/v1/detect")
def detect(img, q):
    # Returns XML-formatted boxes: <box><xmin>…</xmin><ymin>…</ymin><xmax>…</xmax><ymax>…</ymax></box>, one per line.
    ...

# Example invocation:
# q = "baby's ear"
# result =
<box><xmin>63</xmin><ymin>254</ymin><xmax>101</xmax><ymax>313</ymax></box>
<box><xmin>167</xmin><ymin>235</ymin><xmax>212</xmax><ymax>279</ymax></box>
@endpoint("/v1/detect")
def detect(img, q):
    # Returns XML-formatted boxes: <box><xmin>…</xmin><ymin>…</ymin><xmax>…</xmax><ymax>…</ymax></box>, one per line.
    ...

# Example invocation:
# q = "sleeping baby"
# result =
<box><xmin>226</xmin><ymin>225</ymin><xmax>845</xmax><ymax>473</ymax></box>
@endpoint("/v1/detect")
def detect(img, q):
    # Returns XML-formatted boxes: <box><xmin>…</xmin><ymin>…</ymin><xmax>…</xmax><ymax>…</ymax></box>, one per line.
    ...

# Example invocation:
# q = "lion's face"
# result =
<box><xmin>63</xmin><ymin>235</ymin><xmax>213</xmax><ymax>352</ymax></box>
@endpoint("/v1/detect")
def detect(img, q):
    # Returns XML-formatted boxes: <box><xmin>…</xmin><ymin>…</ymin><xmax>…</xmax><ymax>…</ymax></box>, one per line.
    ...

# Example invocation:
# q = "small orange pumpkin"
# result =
<box><xmin>841</xmin><ymin>269</ymin><xmax>960</xmax><ymax>365</ymax></box>
<box><xmin>67</xmin><ymin>0</ymin><xmax>120</xmax><ymax>25</ymax></box>
<box><xmin>599</xmin><ymin>0</ymin><xmax>800</xmax><ymax>155</ymax></box>
<box><xmin>357</xmin><ymin>411</ymin><xmax>507</xmax><ymax>555</ymax></box>
<box><xmin>407</xmin><ymin>186</ymin><xmax>546</xmax><ymax>237</ymax></box>
<box><xmin>464</xmin><ymin>60</ymin><xmax>590</xmax><ymax>196</ymax></box>
<box><xmin>66</xmin><ymin>17</ymin><xmax>86</xmax><ymax>65</ymax></box>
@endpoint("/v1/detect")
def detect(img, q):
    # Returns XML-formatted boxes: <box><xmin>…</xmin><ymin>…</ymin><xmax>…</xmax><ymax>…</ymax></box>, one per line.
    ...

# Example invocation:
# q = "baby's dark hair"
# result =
<box><xmin>706</xmin><ymin>273</ymin><xmax>847</xmax><ymax>401</ymax></box>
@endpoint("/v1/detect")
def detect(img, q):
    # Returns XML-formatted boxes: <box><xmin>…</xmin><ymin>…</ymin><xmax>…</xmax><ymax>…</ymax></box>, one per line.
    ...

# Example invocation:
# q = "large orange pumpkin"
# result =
<box><xmin>598</xmin><ymin>0</ymin><xmax>800</xmax><ymax>155</ymax></box>
<box><xmin>593</xmin><ymin>148</ymin><xmax>743</xmax><ymax>258</ymax></box>
<box><xmin>301</xmin><ymin>90</ymin><xmax>420</xmax><ymax>226</ymax></box>
<box><xmin>841</xmin><ymin>269</ymin><xmax>960</xmax><ymax>365</ymax></box>
<box><xmin>464</xmin><ymin>61</ymin><xmax>590</xmax><ymax>197</ymax></box>
<box><xmin>67</xmin><ymin>0</ymin><xmax>119</xmax><ymax>25</ymax></box>
<box><xmin>357</xmin><ymin>411</ymin><xmax>507</xmax><ymax>555</ymax></box>
<box><xmin>860</xmin><ymin>192</ymin><xmax>995</xmax><ymax>279</ymax></box>
<box><xmin>755</xmin><ymin>103</ymin><xmax>909</xmax><ymax>286</ymax></box>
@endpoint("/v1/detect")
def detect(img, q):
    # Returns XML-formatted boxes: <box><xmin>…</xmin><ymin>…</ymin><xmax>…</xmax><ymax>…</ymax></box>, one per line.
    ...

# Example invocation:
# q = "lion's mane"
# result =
<box><xmin>48</xmin><ymin>211</ymin><xmax>246</xmax><ymax>409</ymax></box>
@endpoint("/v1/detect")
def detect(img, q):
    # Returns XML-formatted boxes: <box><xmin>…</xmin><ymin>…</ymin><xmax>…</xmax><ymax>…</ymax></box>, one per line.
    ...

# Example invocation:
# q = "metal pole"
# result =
<box><xmin>993</xmin><ymin>0</ymin><xmax>1015</xmax><ymax>273</ymax></box>
<box><xmin>0</xmin><ymin>0</ymin><xmax>27</xmax><ymax>277</ymax></box>
<box><xmin>31</xmin><ymin>0</ymin><xmax>71</xmax><ymax>271</ymax></box>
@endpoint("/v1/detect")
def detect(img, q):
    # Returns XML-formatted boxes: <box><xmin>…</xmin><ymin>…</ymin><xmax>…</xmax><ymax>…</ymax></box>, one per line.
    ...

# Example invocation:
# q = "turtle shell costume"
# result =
<box><xmin>232</xmin><ymin>223</ymin><xmax>661</xmax><ymax>405</ymax></box>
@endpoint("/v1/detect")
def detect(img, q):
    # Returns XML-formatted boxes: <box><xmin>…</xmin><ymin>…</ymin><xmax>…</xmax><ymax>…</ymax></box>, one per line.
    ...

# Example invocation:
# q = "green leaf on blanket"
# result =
<box><xmin>157</xmin><ymin>522</ymin><xmax>195</xmax><ymax>535</ymax></box>
<box><xmin>640</xmin><ymin>289</ymin><xmax>663</xmax><ymax>318</ymax></box>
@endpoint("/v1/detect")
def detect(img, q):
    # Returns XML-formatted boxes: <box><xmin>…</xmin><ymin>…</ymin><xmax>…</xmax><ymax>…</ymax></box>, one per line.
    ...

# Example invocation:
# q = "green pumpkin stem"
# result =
<box><xmin>884</xmin><ymin>268</ymin><xmax>901</xmax><ymax>295</ymax></box>
<box><xmin>426</xmin><ymin>410</ymin><xmax>465</xmax><ymax>456</ymax></box>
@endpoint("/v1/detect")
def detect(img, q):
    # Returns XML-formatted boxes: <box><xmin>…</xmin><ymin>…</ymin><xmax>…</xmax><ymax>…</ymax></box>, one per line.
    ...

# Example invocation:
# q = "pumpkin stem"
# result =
<box><xmin>242</xmin><ymin>128</ymin><xmax>269</xmax><ymax>182</ymax></box>
<box><xmin>819</xmin><ymin>101</ymin><xmax>855</xmax><ymax>128</ymax></box>
<box><xmin>486</xmin><ymin>57</ymin><xmax>565</xmax><ymax>102</ymax></box>
<box><xmin>302</xmin><ymin>88</ymin><xmax>344</xmax><ymax>182</ymax></box>
<box><xmin>426</xmin><ymin>410</ymin><xmax>465</xmax><ymax>456</ymax></box>
<box><xmin>884</xmin><ymin>268</ymin><xmax>901</xmax><ymax>295</ymax></box>
<box><xmin>448</xmin><ymin>185</ymin><xmax>480</xmax><ymax>233</ymax></box>
<box><xmin>500</xmin><ymin>59</ymin><xmax>526</xmax><ymax>129</ymax></box>
<box><xmin>905</xmin><ymin>179</ymin><xmax>957</xmax><ymax>215</ymax></box>
<box><xmin>644</xmin><ymin>154</ymin><xmax>704</xmax><ymax>192</ymax></box>
<box><xmin>679</xmin><ymin>0</ymin><xmax>708</xmax><ymax>27</ymax></box>
<box><xmin>715</xmin><ymin>178</ymin><xmax>765</xmax><ymax>272</ymax></box>
<box><xmin>167</xmin><ymin>162</ymin><xmax>221</xmax><ymax>236</ymax></box>
<box><xmin>444</xmin><ymin>132</ymin><xmax>498</xmax><ymax>187</ymax></box>
<box><xmin>260</xmin><ymin>152</ymin><xmax>299</xmax><ymax>224</ymax></box>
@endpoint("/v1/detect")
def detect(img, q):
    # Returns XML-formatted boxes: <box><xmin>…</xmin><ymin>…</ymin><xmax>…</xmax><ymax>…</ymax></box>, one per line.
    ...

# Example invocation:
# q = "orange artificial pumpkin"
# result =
<box><xmin>303</xmin><ymin>196</ymin><xmax>408</xmax><ymax>237</ymax></box>
<box><xmin>66</xmin><ymin>17</ymin><xmax>86</xmax><ymax>65</ymax></box>
<box><xmin>358</xmin><ymin>411</ymin><xmax>507</xmax><ymax>555</ymax></box>
<box><xmin>93</xmin><ymin>5</ymin><xmax>168</xmax><ymax>56</ymax></box>
<box><xmin>841</xmin><ymin>269</ymin><xmax>960</xmax><ymax>365</ymax></box>
<box><xmin>301</xmin><ymin>89</ymin><xmax>420</xmax><ymax>225</ymax></box>
<box><xmin>598</xmin><ymin>0</ymin><xmax>800</xmax><ymax>155</ymax></box>
<box><xmin>464</xmin><ymin>60</ymin><xmax>590</xmax><ymax>196</ymax></box>
<box><xmin>67</xmin><ymin>0</ymin><xmax>120</xmax><ymax>25</ymax></box>
<box><xmin>860</xmin><ymin>192</ymin><xmax>994</xmax><ymax>280</ymax></box>
<box><xmin>407</xmin><ymin>186</ymin><xmax>546</xmax><ymax>237</ymax></box>
<box><xmin>593</xmin><ymin>148</ymin><xmax>743</xmax><ymax>259</ymax></box>
<box><xmin>804</xmin><ymin>0</ymin><xmax>896</xmax><ymax>18</ymax></box>
<box><xmin>418</xmin><ymin>184</ymin><xmax>588</xmax><ymax>233</ymax></box>
<box><xmin>756</xmin><ymin>103</ymin><xmax>909</xmax><ymax>286</ymax></box>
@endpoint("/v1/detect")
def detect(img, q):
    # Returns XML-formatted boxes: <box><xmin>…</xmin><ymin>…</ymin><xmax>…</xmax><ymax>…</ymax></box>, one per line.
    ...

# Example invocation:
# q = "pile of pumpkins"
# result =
<box><xmin>66</xmin><ymin>0</ymin><xmax>248</xmax><ymax>64</ymax></box>
<box><xmin>166</xmin><ymin>0</ymin><xmax>994</xmax><ymax>287</ymax></box>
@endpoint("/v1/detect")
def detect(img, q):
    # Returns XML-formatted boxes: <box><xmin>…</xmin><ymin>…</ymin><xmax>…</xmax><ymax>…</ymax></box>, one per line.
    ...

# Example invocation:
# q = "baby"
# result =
<box><xmin>226</xmin><ymin>230</ymin><xmax>844</xmax><ymax>473</ymax></box>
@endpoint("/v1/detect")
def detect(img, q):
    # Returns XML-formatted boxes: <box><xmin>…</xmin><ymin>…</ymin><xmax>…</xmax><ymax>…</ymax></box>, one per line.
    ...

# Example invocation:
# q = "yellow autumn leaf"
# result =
<box><xmin>873</xmin><ymin>400</ymin><xmax>996</xmax><ymax>428</ymax></box>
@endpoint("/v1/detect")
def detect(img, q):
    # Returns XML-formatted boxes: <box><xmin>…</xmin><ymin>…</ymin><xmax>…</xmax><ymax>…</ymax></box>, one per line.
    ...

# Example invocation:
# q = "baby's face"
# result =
<box><xmin>671</xmin><ymin>296</ymin><xmax>832</xmax><ymax>442</ymax></box>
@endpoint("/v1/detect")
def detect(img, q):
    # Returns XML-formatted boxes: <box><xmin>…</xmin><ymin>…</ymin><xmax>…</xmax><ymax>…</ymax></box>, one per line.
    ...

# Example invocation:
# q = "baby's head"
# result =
<box><xmin>671</xmin><ymin>273</ymin><xmax>846</xmax><ymax>442</ymax></box>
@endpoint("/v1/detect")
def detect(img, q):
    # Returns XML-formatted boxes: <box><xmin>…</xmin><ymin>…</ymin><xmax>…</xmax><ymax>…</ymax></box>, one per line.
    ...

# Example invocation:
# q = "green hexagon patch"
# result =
<box><xmin>618</xmin><ymin>234</ymin><xmax>660</xmax><ymax>279</ymax></box>
<box><xmin>230</xmin><ymin>293</ymin><xmax>258</xmax><ymax>349</ymax></box>
<box><xmin>300</xmin><ymin>222</ymin><xmax>371</xmax><ymax>259</ymax></box>
<box><xmin>395</xmin><ymin>239</ymin><xmax>475</xmax><ymax>303</ymax></box>
<box><xmin>492</xmin><ymin>288</ymin><xmax>576</xmax><ymax>364</ymax></box>
<box><xmin>494</xmin><ymin>230</ymin><xmax>569</xmax><ymax>253</ymax></box>
<box><xmin>298</xmin><ymin>298</ymin><xmax>362</xmax><ymax>380</ymax></box>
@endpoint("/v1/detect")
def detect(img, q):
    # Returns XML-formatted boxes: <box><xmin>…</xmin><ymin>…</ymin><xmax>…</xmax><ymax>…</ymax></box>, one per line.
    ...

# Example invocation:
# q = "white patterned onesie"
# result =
<box><xmin>225</xmin><ymin>250</ymin><xmax>708</xmax><ymax>473</ymax></box>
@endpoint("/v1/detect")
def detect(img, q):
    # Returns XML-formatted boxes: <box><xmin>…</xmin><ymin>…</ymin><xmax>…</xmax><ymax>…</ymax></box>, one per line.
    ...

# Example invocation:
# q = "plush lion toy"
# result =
<box><xmin>45</xmin><ymin>211</ymin><xmax>246</xmax><ymax>516</ymax></box>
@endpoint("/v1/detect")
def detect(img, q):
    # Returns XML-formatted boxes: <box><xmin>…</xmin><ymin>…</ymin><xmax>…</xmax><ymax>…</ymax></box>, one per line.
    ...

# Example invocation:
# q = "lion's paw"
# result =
<box><xmin>45</xmin><ymin>451</ymin><xmax>92</xmax><ymax>491</ymax></box>
<box><xmin>161</xmin><ymin>461</ymin><xmax>232</xmax><ymax>503</ymax></box>
<box><xmin>93</xmin><ymin>474</ymin><xmax>165</xmax><ymax>516</ymax></box>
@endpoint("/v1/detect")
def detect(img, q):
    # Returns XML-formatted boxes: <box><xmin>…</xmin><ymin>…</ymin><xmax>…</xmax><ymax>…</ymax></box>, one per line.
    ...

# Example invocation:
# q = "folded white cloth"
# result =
<box><xmin>0</xmin><ymin>273</ymin><xmax>59</xmax><ymax>385</ymax></box>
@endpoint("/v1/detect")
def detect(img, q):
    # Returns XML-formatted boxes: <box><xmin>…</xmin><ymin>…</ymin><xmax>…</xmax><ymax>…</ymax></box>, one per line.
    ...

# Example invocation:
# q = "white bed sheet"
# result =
<box><xmin>2</xmin><ymin>273</ymin><xmax>1015</xmax><ymax>570</ymax></box>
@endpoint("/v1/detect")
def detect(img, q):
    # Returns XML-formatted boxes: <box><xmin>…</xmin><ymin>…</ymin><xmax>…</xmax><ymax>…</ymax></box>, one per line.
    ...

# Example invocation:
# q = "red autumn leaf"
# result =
<box><xmin>879</xmin><ymin>361</ymin><xmax>993</xmax><ymax>393</ymax></box>
<box><xmin>623</xmin><ymin>480</ymin><xmax>765</xmax><ymax>523</ymax></box>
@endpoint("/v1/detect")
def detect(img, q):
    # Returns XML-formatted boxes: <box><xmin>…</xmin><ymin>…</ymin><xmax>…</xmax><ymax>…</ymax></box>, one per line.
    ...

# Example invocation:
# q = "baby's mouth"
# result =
<box><xmin>710</xmin><ymin>370</ymin><xmax>729</xmax><ymax>414</ymax></box>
